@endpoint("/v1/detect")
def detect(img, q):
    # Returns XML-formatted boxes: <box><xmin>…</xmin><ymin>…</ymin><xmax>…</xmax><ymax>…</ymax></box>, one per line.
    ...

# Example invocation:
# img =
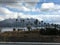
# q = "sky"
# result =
<box><xmin>0</xmin><ymin>0</ymin><xmax>60</xmax><ymax>24</ymax></box>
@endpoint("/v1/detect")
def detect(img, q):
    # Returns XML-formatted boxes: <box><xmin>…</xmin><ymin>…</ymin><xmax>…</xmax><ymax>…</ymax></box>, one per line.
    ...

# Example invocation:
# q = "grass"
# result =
<box><xmin>0</xmin><ymin>30</ymin><xmax>60</xmax><ymax>42</ymax></box>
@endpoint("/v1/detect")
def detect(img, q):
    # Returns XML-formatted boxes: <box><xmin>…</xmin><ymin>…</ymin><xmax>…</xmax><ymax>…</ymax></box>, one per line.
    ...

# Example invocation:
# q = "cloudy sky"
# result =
<box><xmin>0</xmin><ymin>0</ymin><xmax>60</xmax><ymax>24</ymax></box>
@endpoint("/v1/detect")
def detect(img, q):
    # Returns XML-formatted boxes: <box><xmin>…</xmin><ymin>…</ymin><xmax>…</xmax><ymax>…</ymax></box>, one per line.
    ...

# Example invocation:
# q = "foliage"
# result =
<box><xmin>40</xmin><ymin>28</ymin><xmax>58</xmax><ymax>35</ymax></box>
<box><xmin>27</xmin><ymin>25</ymin><xmax>31</xmax><ymax>31</ymax></box>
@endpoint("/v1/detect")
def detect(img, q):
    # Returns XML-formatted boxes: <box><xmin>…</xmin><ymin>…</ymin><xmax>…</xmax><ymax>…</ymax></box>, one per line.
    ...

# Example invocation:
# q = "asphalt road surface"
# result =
<box><xmin>0</xmin><ymin>42</ymin><xmax>60</xmax><ymax>45</ymax></box>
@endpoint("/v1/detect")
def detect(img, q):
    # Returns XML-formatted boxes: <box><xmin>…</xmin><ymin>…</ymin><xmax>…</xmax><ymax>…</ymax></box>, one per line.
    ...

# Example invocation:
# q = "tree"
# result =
<box><xmin>45</xmin><ymin>28</ymin><xmax>58</xmax><ymax>35</ymax></box>
<box><xmin>54</xmin><ymin>24</ymin><xmax>58</xmax><ymax>29</ymax></box>
<box><xmin>45</xmin><ymin>23</ymin><xmax>50</xmax><ymax>28</ymax></box>
<box><xmin>41</xmin><ymin>21</ymin><xmax>43</xmax><ymax>23</ymax></box>
<box><xmin>34</xmin><ymin>19</ymin><xmax>38</xmax><ymax>26</ymax></box>
<box><xmin>51</xmin><ymin>23</ymin><xmax>54</xmax><ymax>26</ymax></box>
<box><xmin>22</xmin><ymin>19</ymin><xmax>25</xmax><ymax>27</ymax></box>
<box><xmin>16</xmin><ymin>19</ymin><xmax>18</xmax><ymax>21</ymax></box>
<box><xmin>44</xmin><ymin>22</ymin><xmax>47</xmax><ymax>27</ymax></box>
<box><xmin>51</xmin><ymin>23</ymin><xmax>58</xmax><ymax>29</ymax></box>
<box><xmin>13</xmin><ymin>28</ymin><xmax>16</xmax><ymax>31</ymax></box>
<box><xmin>16</xmin><ymin>19</ymin><xmax>18</xmax><ymax>27</ymax></box>
<box><xmin>40</xmin><ymin>29</ymin><xmax>46</xmax><ymax>35</ymax></box>
<box><xmin>27</xmin><ymin>25</ymin><xmax>31</xmax><ymax>31</ymax></box>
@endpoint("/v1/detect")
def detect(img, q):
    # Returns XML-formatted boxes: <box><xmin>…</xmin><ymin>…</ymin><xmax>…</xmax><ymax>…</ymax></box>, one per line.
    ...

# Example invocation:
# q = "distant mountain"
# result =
<box><xmin>0</xmin><ymin>18</ymin><xmax>43</xmax><ymax>27</ymax></box>
<box><xmin>0</xmin><ymin>17</ymin><xmax>59</xmax><ymax>28</ymax></box>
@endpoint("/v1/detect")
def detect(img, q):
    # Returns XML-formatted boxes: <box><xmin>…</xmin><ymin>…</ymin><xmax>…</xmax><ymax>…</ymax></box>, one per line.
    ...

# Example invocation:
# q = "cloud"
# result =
<box><xmin>0</xmin><ymin>0</ymin><xmax>39</xmax><ymax>11</ymax></box>
<box><xmin>0</xmin><ymin>6</ymin><xmax>41</xmax><ymax>21</ymax></box>
<box><xmin>0</xmin><ymin>0</ymin><xmax>39</xmax><ymax>3</ymax></box>
<box><xmin>0</xmin><ymin>0</ymin><xmax>17</xmax><ymax>3</ymax></box>
<box><xmin>24</xmin><ymin>0</ymin><xmax>39</xmax><ymax>8</ymax></box>
<box><xmin>41</xmin><ymin>3</ymin><xmax>55</xmax><ymax>11</ymax></box>
<box><xmin>40</xmin><ymin>15</ymin><xmax>60</xmax><ymax>24</ymax></box>
<box><xmin>0</xmin><ymin>7</ymin><xmax>60</xmax><ymax>24</ymax></box>
<box><xmin>41</xmin><ymin>3</ymin><xmax>55</xmax><ymax>9</ymax></box>
<box><xmin>5</xmin><ymin>14</ymin><xmax>60</xmax><ymax>24</ymax></box>
<box><xmin>20</xmin><ymin>15</ymin><xmax>60</xmax><ymax>24</ymax></box>
<box><xmin>41</xmin><ymin>2</ymin><xmax>60</xmax><ymax>11</ymax></box>
<box><xmin>0</xmin><ymin>7</ymin><xmax>12</xmax><ymax>14</ymax></box>
<box><xmin>0</xmin><ymin>0</ymin><xmax>60</xmax><ymax>24</ymax></box>
<box><xmin>0</xmin><ymin>7</ymin><xmax>18</xmax><ymax>20</ymax></box>
<box><xmin>0</xmin><ymin>16</ymin><xmax>4</xmax><ymax>21</ymax></box>
<box><xmin>20</xmin><ymin>6</ymin><xmax>31</xmax><ymax>11</ymax></box>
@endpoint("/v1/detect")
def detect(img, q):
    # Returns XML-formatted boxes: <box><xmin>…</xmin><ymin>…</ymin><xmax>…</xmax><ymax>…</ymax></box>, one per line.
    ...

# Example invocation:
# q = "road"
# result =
<box><xmin>0</xmin><ymin>42</ymin><xmax>60</xmax><ymax>45</ymax></box>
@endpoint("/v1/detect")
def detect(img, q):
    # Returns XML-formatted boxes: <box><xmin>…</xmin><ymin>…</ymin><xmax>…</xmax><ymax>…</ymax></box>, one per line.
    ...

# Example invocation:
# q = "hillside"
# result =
<box><xmin>0</xmin><ymin>18</ymin><xmax>42</xmax><ymax>27</ymax></box>
<box><xmin>0</xmin><ymin>17</ymin><xmax>57</xmax><ymax>27</ymax></box>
